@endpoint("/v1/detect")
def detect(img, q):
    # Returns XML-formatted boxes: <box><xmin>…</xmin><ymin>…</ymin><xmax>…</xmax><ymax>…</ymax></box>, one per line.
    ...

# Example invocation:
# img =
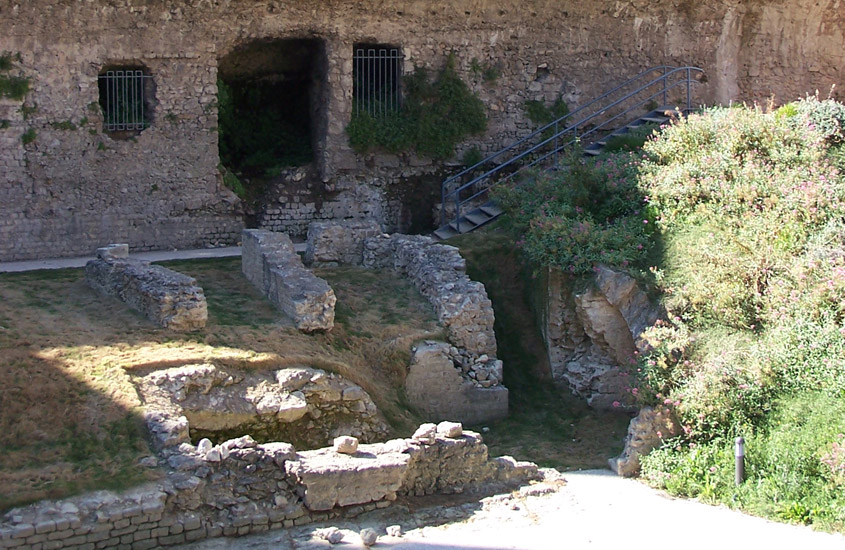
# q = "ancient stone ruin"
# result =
<box><xmin>305</xmin><ymin>218</ymin><xmax>383</xmax><ymax>266</ymax></box>
<box><xmin>84</xmin><ymin>244</ymin><xmax>207</xmax><ymax>331</ymax></box>
<box><xmin>0</xmin><ymin>420</ymin><xmax>539</xmax><ymax>550</ymax></box>
<box><xmin>241</xmin><ymin>229</ymin><xmax>336</xmax><ymax>332</ymax></box>
<box><xmin>363</xmin><ymin>233</ymin><xmax>497</xmax><ymax>357</ymax></box>
<box><xmin>303</xmin><ymin>222</ymin><xmax>507</xmax><ymax>423</ymax></box>
<box><xmin>539</xmin><ymin>265</ymin><xmax>660</xmax><ymax>409</ymax></box>
<box><xmin>405</xmin><ymin>342</ymin><xmax>508</xmax><ymax>425</ymax></box>
<box><xmin>138</xmin><ymin>364</ymin><xmax>388</xmax><ymax>451</ymax></box>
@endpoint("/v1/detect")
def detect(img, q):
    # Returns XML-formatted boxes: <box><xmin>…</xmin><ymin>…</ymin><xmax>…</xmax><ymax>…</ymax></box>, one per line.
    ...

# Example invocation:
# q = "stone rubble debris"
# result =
<box><xmin>359</xmin><ymin>527</ymin><xmax>378</xmax><ymax>546</ymax></box>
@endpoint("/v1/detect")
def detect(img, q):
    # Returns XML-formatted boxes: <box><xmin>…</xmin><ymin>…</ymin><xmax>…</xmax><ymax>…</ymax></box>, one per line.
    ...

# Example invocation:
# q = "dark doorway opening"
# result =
<box><xmin>217</xmin><ymin>38</ymin><xmax>327</xmax><ymax>180</ymax></box>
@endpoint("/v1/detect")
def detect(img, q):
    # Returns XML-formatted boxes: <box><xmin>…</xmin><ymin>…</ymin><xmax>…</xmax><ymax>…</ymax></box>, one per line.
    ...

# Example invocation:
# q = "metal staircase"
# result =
<box><xmin>434</xmin><ymin>66</ymin><xmax>704</xmax><ymax>240</ymax></box>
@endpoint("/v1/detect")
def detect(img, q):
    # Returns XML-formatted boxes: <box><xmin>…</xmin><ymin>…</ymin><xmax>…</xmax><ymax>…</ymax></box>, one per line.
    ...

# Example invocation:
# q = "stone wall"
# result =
<box><xmin>84</xmin><ymin>244</ymin><xmax>207</xmax><ymax>331</ymax></box>
<box><xmin>0</xmin><ymin>422</ymin><xmax>538</xmax><ymax>550</ymax></box>
<box><xmin>364</xmin><ymin>234</ymin><xmax>497</xmax><ymax>358</ymax></box>
<box><xmin>539</xmin><ymin>265</ymin><xmax>660</xmax><ymax>409</ymax></box>
<box><xmin>241</xmin><ymin>229</ymin><xmax>336</xmax><ymax>332</ymax></box>
<box><xmin>1</xmin><ymin>0</ymin><xmax>842</xmax><ymax>261</ymax></box>
<box><xmin>405</xmin><ymin>341</ymin><xmax>508</xmax><ymax>425</ymax></box>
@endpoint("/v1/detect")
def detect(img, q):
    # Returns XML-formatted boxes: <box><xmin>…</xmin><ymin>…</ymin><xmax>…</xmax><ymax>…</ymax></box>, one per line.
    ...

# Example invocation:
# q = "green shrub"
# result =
<box><xmin>602</xmin><ymin>123</ymin><xmax>658</xmax><ymax>154</ymax></box>
<box><xmin>643</xmin><ymin>393</ymin><xmax>845</xmax><ymax>531</ymax></box>
<box><xmin>494</xmin><ymin>151</ymin><xmax>652</xmax><ymax>275</ymax></box>
<box><xmin>791</xmin><ymin>95</ymin><xmax>845</xmax><ymax>144</ymax></box>
<box><xmin>347</xmin><ymin>54</ymin><xmax>487</xmax><ymax>160</ymax></box>
<box><xmin>523</xmin><ymin>98</ymin><xmax>569</xmax><ymax>126</ymax></box>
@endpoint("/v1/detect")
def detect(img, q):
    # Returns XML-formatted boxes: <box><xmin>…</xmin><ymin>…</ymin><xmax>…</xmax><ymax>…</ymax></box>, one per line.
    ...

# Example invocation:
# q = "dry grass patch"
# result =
<box><xmin>0</xmin><ymin>258</ymin><xmax>440</xmax><ymax>512</ymax></box>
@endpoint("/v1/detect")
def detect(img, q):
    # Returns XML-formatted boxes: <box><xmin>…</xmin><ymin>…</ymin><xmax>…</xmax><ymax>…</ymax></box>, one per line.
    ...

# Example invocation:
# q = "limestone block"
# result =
<box><xmin>405</xmin><ymin>342</ymin><xmax>508</xmax><ymax>425</ymax></box>
<box><xmin>285</xmin><ymin>445</ymin><xmax>411</xmax><ymax>511</ymax></box>
<box><xmin>305</xmin><ymin>219</ymin><xmax>383</xmax><ymax>266</ymax></box>
<box><xmin>85</xmin><ymin>255</ymin><xmax>207</xmax><ymax>331</ymax></box>
<box><xmin>241</xmin><ymin>229</ymin><xmax>336</xmax><ymax>332</ymax></box>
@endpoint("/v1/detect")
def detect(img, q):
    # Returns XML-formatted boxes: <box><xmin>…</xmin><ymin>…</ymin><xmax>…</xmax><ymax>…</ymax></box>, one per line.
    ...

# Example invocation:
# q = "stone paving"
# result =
<box><xmin>173</xmin><ymin>469</ymin><xmax>845</xmax><ymax>550</ymax></box>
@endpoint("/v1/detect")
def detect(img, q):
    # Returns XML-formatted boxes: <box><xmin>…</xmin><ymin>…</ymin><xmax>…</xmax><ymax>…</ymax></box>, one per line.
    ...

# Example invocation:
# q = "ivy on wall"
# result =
<box><xmin>347</xmin><ymin>54</ymin><xmax>487</xmax><ymax>160</ymax></box>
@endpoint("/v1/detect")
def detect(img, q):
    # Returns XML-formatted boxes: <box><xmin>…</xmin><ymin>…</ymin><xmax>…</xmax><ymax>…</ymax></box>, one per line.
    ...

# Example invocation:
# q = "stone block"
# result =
<box><xmin>241</xmin><ymin>229</ymin><xmax>335</xmax><ymax>332</ymax></box>
<box><xmin>304</xmin><ymin>219</ymin><xmax>383</xmax><ymax>266</ymax></box>
<box><xmin>85</xmin><ymin>254</ymin><xmax>207</xmax><ymax>331</ymax></box>
<box><xmin>405</xmin><ymin>342</ymin><xmax>508</xmax><ymax>425</ymax></box>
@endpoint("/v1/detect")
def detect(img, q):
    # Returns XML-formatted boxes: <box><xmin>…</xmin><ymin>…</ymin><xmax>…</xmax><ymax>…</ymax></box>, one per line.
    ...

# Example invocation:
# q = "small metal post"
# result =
<box><xmin>553</xmin><ymin>120</ymin><xmax>559</xmax><ymax>166</ymax></box>
<box><xmin>735</xmin><ymin>436</ymin><xmax>745</xmax><ymax>485</ymax></box>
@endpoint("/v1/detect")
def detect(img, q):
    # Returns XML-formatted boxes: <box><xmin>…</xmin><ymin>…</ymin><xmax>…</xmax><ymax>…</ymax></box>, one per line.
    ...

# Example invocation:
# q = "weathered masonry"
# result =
<box><xmin>1</xmin><ymin>0</ymin><xmax>842</xmax><ymax>261</ymax></box>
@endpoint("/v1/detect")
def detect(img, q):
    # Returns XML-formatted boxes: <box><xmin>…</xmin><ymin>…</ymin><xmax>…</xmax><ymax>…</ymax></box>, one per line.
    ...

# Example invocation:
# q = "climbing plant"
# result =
<box><xmin>347</xmin><ymin>54</ymin><xmax>487</xmax><ymax>160</ymax></box>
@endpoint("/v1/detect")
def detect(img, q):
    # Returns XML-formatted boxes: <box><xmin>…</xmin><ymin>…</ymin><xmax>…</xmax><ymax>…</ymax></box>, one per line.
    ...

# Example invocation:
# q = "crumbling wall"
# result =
<box><xmin>405</xmin><ymin>341</ymin><xmax>508</xmax><ymax>425</ymax></box>
<box><xmin>84</xmin><ymin>244</ymin><xmax>207</xmax><ymax>331</ymax></box>
<box><xmin>363</xmin><ymin>234</ymin><xmax>497</xmax><ymax>357</ymax></box>
<box><xmin>1</xmin><ymin>0</ymin><xmax>841</xmax><ymax>261</ymax></box>
<box><xmin>241</xmin><ymin>229</ymin><xmax>336</xmax><ymax>332</ymax></box>
<box><xmin>0</xmin><ymin>422</ymin><xmax>538</xmax><ymax>550</ymax></box>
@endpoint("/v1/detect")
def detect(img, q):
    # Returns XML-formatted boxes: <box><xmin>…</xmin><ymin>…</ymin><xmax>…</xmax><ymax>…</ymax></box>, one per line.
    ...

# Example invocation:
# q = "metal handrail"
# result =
<box><xmin>440</xmin><ymin>65</ymin><xmax>703</xmax><ymax>228</ymax></box>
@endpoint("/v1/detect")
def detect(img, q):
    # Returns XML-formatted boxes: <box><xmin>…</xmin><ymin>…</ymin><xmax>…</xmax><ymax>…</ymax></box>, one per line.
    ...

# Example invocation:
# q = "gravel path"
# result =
<box><xmin>175</xmin><ymin>469</ymin><xmax>845</xmax><ymax>550</ymax></box>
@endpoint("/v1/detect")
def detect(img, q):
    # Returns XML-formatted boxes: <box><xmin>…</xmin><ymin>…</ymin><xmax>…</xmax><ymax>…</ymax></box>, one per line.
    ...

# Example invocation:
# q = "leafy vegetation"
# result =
<box><xmin>0</xmin><ymin>52</ymin><xmax>29</xmax><ymax>101</ymax></box>
<box><xmin>523</xmin><ymin>97</ymin><xmax>570</xmax><ymax>127</ymax></box>
<box><xmin>347</xmin><ymin>54</ymin><xmax>487</xmax><ymax>160</ymax></box>
<box><xmin>497</xmin><ymin>97</ymin><xmax>845</xmax><ymax>531</ymax></box>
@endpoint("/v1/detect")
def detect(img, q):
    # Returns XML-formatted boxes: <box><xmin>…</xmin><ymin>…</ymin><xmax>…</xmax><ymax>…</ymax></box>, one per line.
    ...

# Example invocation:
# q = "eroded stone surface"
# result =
<box><xmin>241</xmin><ymin>229</ymin><xmax>336</xmax><ymax>332</ymax></box>
<box><xmin>609</xmin><ymin>406</ymin><xmax>681</xmax><ymax>477</ymax></box>
<box><xmin>305</xmin><ymin>219</ymin><xmax>383</xmax><ymax>266</ymax></box>
<box><xmin>85</xmin><ymin>248</ymin><xmax>207</xmax><ymax>331</ymax></box>
<box><xmin>541</xmin><ymin>266</ymin><xmax>660</xmax><ymax>409</ymax></box>
<box><xmin>137</xmin><ymin>364</ymin><xmax>388</xmax><ymax>450</ymax></box>
<box><xmin>405</xmin><ymin>342</ymin><xmax>508</xmax><ymax>425</ymax></box>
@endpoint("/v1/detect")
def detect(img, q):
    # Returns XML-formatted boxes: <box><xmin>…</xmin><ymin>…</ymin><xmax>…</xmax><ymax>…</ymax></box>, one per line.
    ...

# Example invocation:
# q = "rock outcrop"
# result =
<box><xmin>609</xmin><ymin>406</ymin><xmax>681</xmax><ymax>477</ymax></box>
<box><xmin>84</xmin><ymin>244</ymin><xmax>207</xmax><ymax>331</ymax></box>
<box><xmin>241</xmin><ymin>229</ymin><xmax>336</xmax><ymax>332</ymax></box>
<box><xmin>541</xmin><ymin>266</ymin><xmax>660</xmax><ymax>409</ymax></box>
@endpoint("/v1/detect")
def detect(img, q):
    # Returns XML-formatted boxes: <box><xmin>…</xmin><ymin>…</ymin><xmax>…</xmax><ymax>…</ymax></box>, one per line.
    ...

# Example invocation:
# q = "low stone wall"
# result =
<box><xmin>84</xmin><ymin>244</ymin><xmax>207</xmax><ymax>331</ymax></box>
<box><xmin>304</xmin><ymin>219</ymin><xmax>383</xmax><ymax>266</ymax></box>
<box><xmin>363</xmin><ymin>234</ymin><xmax>497</xmax><ymax>358</ymax></box>
<box><xmin>241</xmin><ymin>229</ymin><xmax>335</xmax><ymax>332</ymax></box>
<box><xmin>405</xmin><ymin>342</ymin><xmax>508</xmax><ymax>425</ymax></box>
<box><xmin>0</xmin><ymin>423</ymin><xmax>538</xmax><ymax>550</ymax></box>
<box><xmin>138</xmin><ymin>364</ymin><xmax>389</xmax><ymax>450</ymax></box>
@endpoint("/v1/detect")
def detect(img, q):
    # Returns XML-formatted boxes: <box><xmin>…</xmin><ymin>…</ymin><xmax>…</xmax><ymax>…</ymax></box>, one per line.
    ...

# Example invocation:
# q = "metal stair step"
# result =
<box><xmin>465</xmin><ymin>211</ymin><xmax>492</xmax><ymax>226</ymax></box>
<box><xmin>479</xmin><ymin>204</ymin><xmax>503</xmax><ymax>218</ymax></box>
<box><xmin>640</xmin><ymin>116</ymin><xmax>670</xmax><ymax>123</ymax></box>
<box><xmin>449</xmin><ymin>219</ymin><xmax>479</xmax><ymax>234</ymax></box>
<box><xmin>434</xmin><ymin>226</ymin><xmax>459</xmax><ymax>240</ymax></box>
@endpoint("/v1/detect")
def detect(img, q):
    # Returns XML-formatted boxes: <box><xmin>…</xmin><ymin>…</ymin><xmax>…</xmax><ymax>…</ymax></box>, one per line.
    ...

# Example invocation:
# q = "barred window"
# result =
<box><xmin>97</xmin><ymin>66</ymin><xmax>154</xmax><ymax>134</ymax></box>
<box><xmin>353</xmin><ymin>44</ymin><xmax>402</xmax><ymax>117</ymax></box>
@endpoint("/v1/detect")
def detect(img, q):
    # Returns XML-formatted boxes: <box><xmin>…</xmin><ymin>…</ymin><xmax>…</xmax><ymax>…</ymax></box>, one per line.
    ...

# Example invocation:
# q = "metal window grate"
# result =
<box><xmin>98</xmin><ymin>70</ymin><xmax>151</xmax><ymax>131</ymax></box>
<box><xmin>353</xmin><ymin>46</ymin><xmax>402</xmax><ymax>117</ymax></box>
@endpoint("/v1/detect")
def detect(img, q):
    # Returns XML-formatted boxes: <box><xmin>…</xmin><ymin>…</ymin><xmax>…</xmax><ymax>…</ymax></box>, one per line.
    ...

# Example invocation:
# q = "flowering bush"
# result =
<box><xmin>495</xmin><ymin>151</ymin><xmax>654</xmax><ymax>275</ymax></box>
